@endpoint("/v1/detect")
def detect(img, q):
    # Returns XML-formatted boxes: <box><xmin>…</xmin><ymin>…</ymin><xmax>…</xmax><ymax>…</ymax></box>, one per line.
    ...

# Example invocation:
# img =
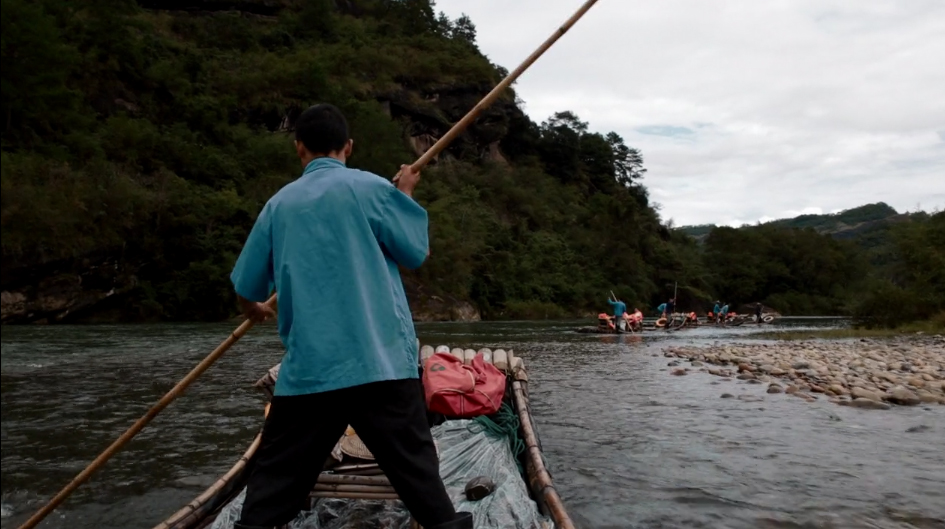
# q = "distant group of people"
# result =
<box><xmin>602</xmin><ymin>294</ymin><xmax>768</xmax><ymax>330</ymax></box>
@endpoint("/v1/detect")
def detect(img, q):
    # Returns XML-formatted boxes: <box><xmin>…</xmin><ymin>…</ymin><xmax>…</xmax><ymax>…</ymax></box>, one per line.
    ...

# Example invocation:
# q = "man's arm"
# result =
<box><xmin>238</xmin><ymin>294</ymin><xmax>276</xmax><ymax>323</ymax></box>
<box><xmin>376</xmin><ymin>165</ymin><xmax>429</xmax><ymax>269</ymax></box>
<box><xmin>231</xmin><ymin>203</ymin><xmax>276</xmax><ymax>320</ymax></box>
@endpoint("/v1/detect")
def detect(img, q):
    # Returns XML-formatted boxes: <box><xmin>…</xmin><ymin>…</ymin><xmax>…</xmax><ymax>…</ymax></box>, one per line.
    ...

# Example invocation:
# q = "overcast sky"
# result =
<box><xmin>434</xmin><ymin>0</ymin><xmax>945</xmax><ymax>226</ymax></box>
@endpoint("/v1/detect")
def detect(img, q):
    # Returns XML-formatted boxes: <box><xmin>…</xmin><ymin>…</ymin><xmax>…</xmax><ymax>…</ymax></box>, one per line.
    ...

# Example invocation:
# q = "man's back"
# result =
<box><xmin>231</xmin><ymin>157</ymin><xmax>429</xmax><ymax>396</ymax></box>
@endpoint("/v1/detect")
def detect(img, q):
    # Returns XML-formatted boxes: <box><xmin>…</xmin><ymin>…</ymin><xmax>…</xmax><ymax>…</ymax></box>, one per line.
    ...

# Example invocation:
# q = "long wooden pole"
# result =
<box><xmin>411</xmin><ymin>0</ymin><xmax>600</xmax><ymax>171</ymax></box>
<box><xmin>18</xmin><ymin>2</ymin><xmax>601</xmax><ymax>527</ymax></box>
<box><xmin>17</xmin><ymin>296</ymin><xmax>278</xmax><ymax>529</ymax></box>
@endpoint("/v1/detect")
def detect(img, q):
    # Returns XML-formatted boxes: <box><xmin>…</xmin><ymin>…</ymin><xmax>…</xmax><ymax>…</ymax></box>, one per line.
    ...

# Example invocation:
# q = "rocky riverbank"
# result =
<box><xmin>663</xmin><ymin>336</ymin><xmax>945</xmax><ymax>409</ymax></box>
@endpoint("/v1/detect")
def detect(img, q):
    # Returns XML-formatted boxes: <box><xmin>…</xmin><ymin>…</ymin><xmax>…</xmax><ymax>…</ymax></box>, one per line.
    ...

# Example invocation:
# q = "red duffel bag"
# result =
<box><xmin>422</xmin><ymin>352</ymin><xmax>506</xmax><ymax>418</ymax></box>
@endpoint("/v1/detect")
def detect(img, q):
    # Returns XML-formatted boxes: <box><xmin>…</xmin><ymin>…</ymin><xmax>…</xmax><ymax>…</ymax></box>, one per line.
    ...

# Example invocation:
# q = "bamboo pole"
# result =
<box><xmin>18</xmin><ymin>295</ymin><xmax>278</xmax><ymax>529</ymax></box>
<box><xmin>317</xmin><ymin>474</ymin><xmax>390</xmax><ymax>486</ymax></box>
<box><xmin>20</xmin><ymin>2</ymin><xmax>602</xmax><ymax>526</ymax></box>
<box><xmin>310</xmin><ymin>491</ymin><xmax>399</xmax><ymax>501</ymax></box>
<box><xmin>153</xmin><ymin>433</ymin><xmax>263</xmax><ymax>529</ymax></box>
<box><xmin>512</xmin><ymin>380</ymin><xmax>574</xmax><ymax>529</ymax></box>
<box><xmin>409</xmin><ymin>0</ymin><xmax>600</xmax><ymax>172</ymax></box>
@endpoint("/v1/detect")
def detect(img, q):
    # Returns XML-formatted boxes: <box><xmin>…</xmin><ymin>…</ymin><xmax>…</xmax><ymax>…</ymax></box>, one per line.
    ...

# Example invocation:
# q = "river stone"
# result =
<box><xmin>849</xmin><ymin>398</ymin><xmax>891</xmax><ymax>410</ymax></box>
<box><xmin>785</xmin><ymin>385</ymin><xmax>799</xmax><ymax>394</ymax></box>
<box><xmin>767</xmin><ymin>385</ymin><xmax>783</xmax><ymax>394</ymax></box>
<box><xmin>691</xmin><ymin>361</ymin><xmax>704</xmax><ymax>367</ymax></box>
<box><xmin>720</xmin><ymin>393</ymin><xmax>734</xmax><ymax>399</ymax></box>
<box><xmin>792</xmin><ymin>361</ymin><xmax>810</xmax><ymax>370</ymax></box>
<box><xmin>736</xmin><ymin>373</ymin><xmax>755</xmax><ymax>380</ymax></box>
<box><xmin>907</xmin><ymin>377</ymin><xmax>926</xmax><ymax>388</ymax></box>
<box><xmin>671</xmin><ymin>368</ymin><xmax>688</xmax><ymax>376</ymax></box>
<box><xmin>668</xmin><ymin>361</ymin><xmax>680</xmax><ymax>367</ymax></box>
<box><xmin>885</xmin><ymin>387</ymin><xmax>920</xmax><ymax>406</ymax></box>
<box><xmin>851</xmin><ymin>387</ymin><xmax>883</xmax><ymax>402</ymax></box>
<box><xmin>828</xmin><ymin>384</ymin><xmax>848</xmax><ymax>396</ymax></box>
<box><xmin>747</xmin><ymin>379</ymin><xmax>762</xmax><ymax>385</ymax></box>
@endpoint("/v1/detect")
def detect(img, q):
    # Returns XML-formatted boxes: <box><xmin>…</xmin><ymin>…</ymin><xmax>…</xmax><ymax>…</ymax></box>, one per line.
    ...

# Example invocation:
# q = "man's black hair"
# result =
<box><xmin>295</xmin><ymin>104</ymin><xmax>350</xmax><ymax>154</ymax></box>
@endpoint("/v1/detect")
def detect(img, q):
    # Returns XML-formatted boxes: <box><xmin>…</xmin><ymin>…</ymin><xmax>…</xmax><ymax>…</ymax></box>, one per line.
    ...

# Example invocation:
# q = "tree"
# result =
<box><xmin>607</xmin><ymin>132</ymin><xmax>647</xmax><ymax>185</ymax></box>
<box><xmin>450</xmin><ymin>14</ymin><xmax>477</xmax><ymax>46</ymax></box>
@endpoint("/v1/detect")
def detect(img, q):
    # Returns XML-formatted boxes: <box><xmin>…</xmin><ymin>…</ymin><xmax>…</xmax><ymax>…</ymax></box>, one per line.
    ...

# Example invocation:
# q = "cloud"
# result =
<box><xmin>434</xmin><ymin>0</ymin><xmax>945</xmax><ymax>225</ymax></box>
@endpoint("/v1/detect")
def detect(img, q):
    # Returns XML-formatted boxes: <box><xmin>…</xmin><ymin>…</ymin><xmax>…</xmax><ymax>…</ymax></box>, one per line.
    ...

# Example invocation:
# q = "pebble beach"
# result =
<box><xmin>663</xmin><ymin>335</ymin><xmax>945</xmax><ymax>409</ymax></box>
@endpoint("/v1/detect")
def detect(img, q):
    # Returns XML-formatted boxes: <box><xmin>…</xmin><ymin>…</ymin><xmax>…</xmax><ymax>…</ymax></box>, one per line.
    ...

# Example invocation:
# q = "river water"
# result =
<box><xmin>2</xmin><ymin>320</ymin><xmax>943</xmax><ymax>529</ymax></box>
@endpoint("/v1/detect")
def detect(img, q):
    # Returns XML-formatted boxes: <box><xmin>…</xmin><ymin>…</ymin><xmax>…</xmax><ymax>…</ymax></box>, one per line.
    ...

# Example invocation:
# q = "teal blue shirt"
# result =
<box><xmin>231</xmin><ymin>158</ymin><xmax>428</xmax><ymax>396</ymax></box>
<box><xmin>607</xmin><ymin>299</ymin><xmax>626</xmax><ymax>317</ymax></box>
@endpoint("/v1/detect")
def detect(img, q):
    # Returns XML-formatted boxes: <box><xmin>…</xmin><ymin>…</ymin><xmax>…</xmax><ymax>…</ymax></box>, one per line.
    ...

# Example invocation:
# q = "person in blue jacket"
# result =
<box><xmin>608</xmin><ymin>297</ymin><xmax>627</xmax><ymax>331</ymax></box>
<box><xmin>712</xmin><ymin>300</ymin><xmax>721</xmax><ymax>323</ymax></box>
<box><xmin>657</xmin><ymin>302</ymin><xmax>667</xmax><ymax>318</ymax></box>
<box><xmin>720</xmin><ymin>303</ymin><xmax>730</xmax><ymax>322</ymax></box>
<box><xmin>230</xmin><ymin>104</ymin><xmax>470</xmax><ymax>529</ymax></box>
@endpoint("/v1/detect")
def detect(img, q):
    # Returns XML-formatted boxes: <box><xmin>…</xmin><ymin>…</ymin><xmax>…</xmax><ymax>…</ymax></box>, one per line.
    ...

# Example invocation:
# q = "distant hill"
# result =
<box><xmin>679</xmin><ymin>203</ymin><xmax>912</xmax><ymax>244</ymax></box>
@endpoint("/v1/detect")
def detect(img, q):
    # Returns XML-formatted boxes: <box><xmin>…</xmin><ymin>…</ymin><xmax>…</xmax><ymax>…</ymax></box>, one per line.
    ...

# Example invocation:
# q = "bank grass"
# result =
<box><xmin>755</xmin><ymin>314</ymin><xmax>945</xmax><ymax>341</ymax></box>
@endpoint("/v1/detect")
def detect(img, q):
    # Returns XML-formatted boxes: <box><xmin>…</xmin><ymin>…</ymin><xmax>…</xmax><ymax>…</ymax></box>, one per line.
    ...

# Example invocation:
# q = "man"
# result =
<box><xmin>608</xmin><ymin>297</ymin><xmax>627</xmax><ymax>331</ymax></box>
<box><xmin>713</xmin><ymin>300</ymin><xmax>721</xmax><ymax>324</ymax></box>
<box><xmin>230</xmin><ymin>104</ymin><xmax>470</xmax><ymax>529</ymax></box>
<box><xmin>755</xmin><ymin>302</ymin><xmax>764</xmax><ymax>324</ymax></box>
<box><xmin>665</xmin><ymin>297</ymin><xmax>676</xmax><ymax>324</ymax></box>
<box><xmin>720</xmin><ymin>303</ymin><xmax>730</xmax><ymax>323</ymax></box>
<box><xmin>657</xmin><ymin>302</ymin><xmax>667</xmax><ymax>318</ymax></box>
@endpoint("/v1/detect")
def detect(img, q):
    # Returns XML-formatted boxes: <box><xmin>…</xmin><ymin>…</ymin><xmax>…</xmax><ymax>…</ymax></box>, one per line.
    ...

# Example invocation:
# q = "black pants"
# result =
<box><xmin>237</xmin><ymin>379</ymin><xmax>456</xmax><ymax>528</ymax></box>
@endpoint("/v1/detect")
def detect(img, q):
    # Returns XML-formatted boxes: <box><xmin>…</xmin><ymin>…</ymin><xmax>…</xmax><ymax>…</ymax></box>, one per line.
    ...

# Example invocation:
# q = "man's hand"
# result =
<box><xmin>392</xmin><ymin>164</ymin><xmax>421</xmax><ymax>197</ymax></box>
<box><xmin>238</xmin><ymin>296</ymin><xmax>276</xmax><ymax>323</ymax></box>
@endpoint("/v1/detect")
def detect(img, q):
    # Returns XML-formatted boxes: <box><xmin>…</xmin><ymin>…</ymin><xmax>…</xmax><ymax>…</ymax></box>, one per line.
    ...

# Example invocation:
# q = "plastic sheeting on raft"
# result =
<box><xmin>209</xmin><ymin>420</ymin><xmax>552</xmax><ymax>529</ymax></box>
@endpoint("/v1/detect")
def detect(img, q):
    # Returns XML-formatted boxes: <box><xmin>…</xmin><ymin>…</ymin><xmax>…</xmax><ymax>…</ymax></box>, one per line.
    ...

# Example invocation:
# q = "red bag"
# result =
<box><xmin>422</xmin><ymin>352</ymin><xmax>507</xmax><ymax>418</ymax></box>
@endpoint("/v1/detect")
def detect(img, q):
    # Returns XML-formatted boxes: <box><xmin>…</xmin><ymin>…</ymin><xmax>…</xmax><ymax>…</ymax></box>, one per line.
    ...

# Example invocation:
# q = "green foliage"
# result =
<box><xmin>850</xmin><ymin>212</ymin><xmax>944</xmax><ymax>328</ymax></box>
<box><xmin>2</xmin><ymin>0</ymin><xmax>934</xmax><ymax>326</ymax></box>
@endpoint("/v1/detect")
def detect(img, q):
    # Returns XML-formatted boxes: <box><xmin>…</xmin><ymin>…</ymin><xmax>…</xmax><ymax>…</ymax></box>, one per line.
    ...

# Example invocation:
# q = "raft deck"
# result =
<box><xmin>155</xmin><ymin>345</ymin><xmax>570</xmax><ymax>529</ymax></box>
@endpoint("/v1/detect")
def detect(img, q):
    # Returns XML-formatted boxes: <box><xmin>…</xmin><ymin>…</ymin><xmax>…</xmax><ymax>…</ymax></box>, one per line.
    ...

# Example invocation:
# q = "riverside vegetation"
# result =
<box><xmin>2</xmin><ymin>0</ymin><xmax>942</xmax><ymax>325</ymax></box>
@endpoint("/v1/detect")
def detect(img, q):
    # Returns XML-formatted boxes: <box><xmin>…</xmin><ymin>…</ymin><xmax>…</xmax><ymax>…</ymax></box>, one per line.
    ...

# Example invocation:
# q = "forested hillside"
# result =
<box><xmin>2</xmin><ymin>0</ymin><xmax>940</xmax><ymax>326</ymax></box>
<box><xmin>1</xmin><ymin>0</ymin><xmax>685</xmax><ymax>323</ymax></box>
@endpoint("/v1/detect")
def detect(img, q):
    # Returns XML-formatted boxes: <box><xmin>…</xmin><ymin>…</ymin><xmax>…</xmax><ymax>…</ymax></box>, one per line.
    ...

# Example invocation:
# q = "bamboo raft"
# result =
<box><xmin>153</xmin><ymin>345</ymin><xmax>572</xmax><ymax>529</ymax></box>
<box><xmin>576</xmin><ymin>312</ymin><xmax>777</xmax><ymax>333</ymax></box>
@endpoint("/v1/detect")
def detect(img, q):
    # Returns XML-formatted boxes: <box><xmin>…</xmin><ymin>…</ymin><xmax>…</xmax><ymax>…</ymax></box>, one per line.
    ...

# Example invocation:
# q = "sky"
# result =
<box><xmin>433</xmin><ymin>0</ymin><xmax>945</xmax><ymax>226</ymax></box>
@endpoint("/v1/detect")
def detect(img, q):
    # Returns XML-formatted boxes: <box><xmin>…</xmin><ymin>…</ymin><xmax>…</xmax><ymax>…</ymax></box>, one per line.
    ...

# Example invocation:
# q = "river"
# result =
<box><xmin>2</xmin><ymin>320</ymin><xmax>943</xmax><ymax>529</ymax></box>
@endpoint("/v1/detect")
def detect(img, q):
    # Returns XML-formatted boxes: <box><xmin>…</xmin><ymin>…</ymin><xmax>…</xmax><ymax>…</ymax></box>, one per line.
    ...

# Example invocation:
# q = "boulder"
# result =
<box><xmin>851</xmin><ymin>387</ymin><xmax>884</xmax><ymax>402</ymax></box>
<box><xmin>885</xmin><ymin>386</ymin><xmax>920</xmax><ymax>406</ymax></box>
